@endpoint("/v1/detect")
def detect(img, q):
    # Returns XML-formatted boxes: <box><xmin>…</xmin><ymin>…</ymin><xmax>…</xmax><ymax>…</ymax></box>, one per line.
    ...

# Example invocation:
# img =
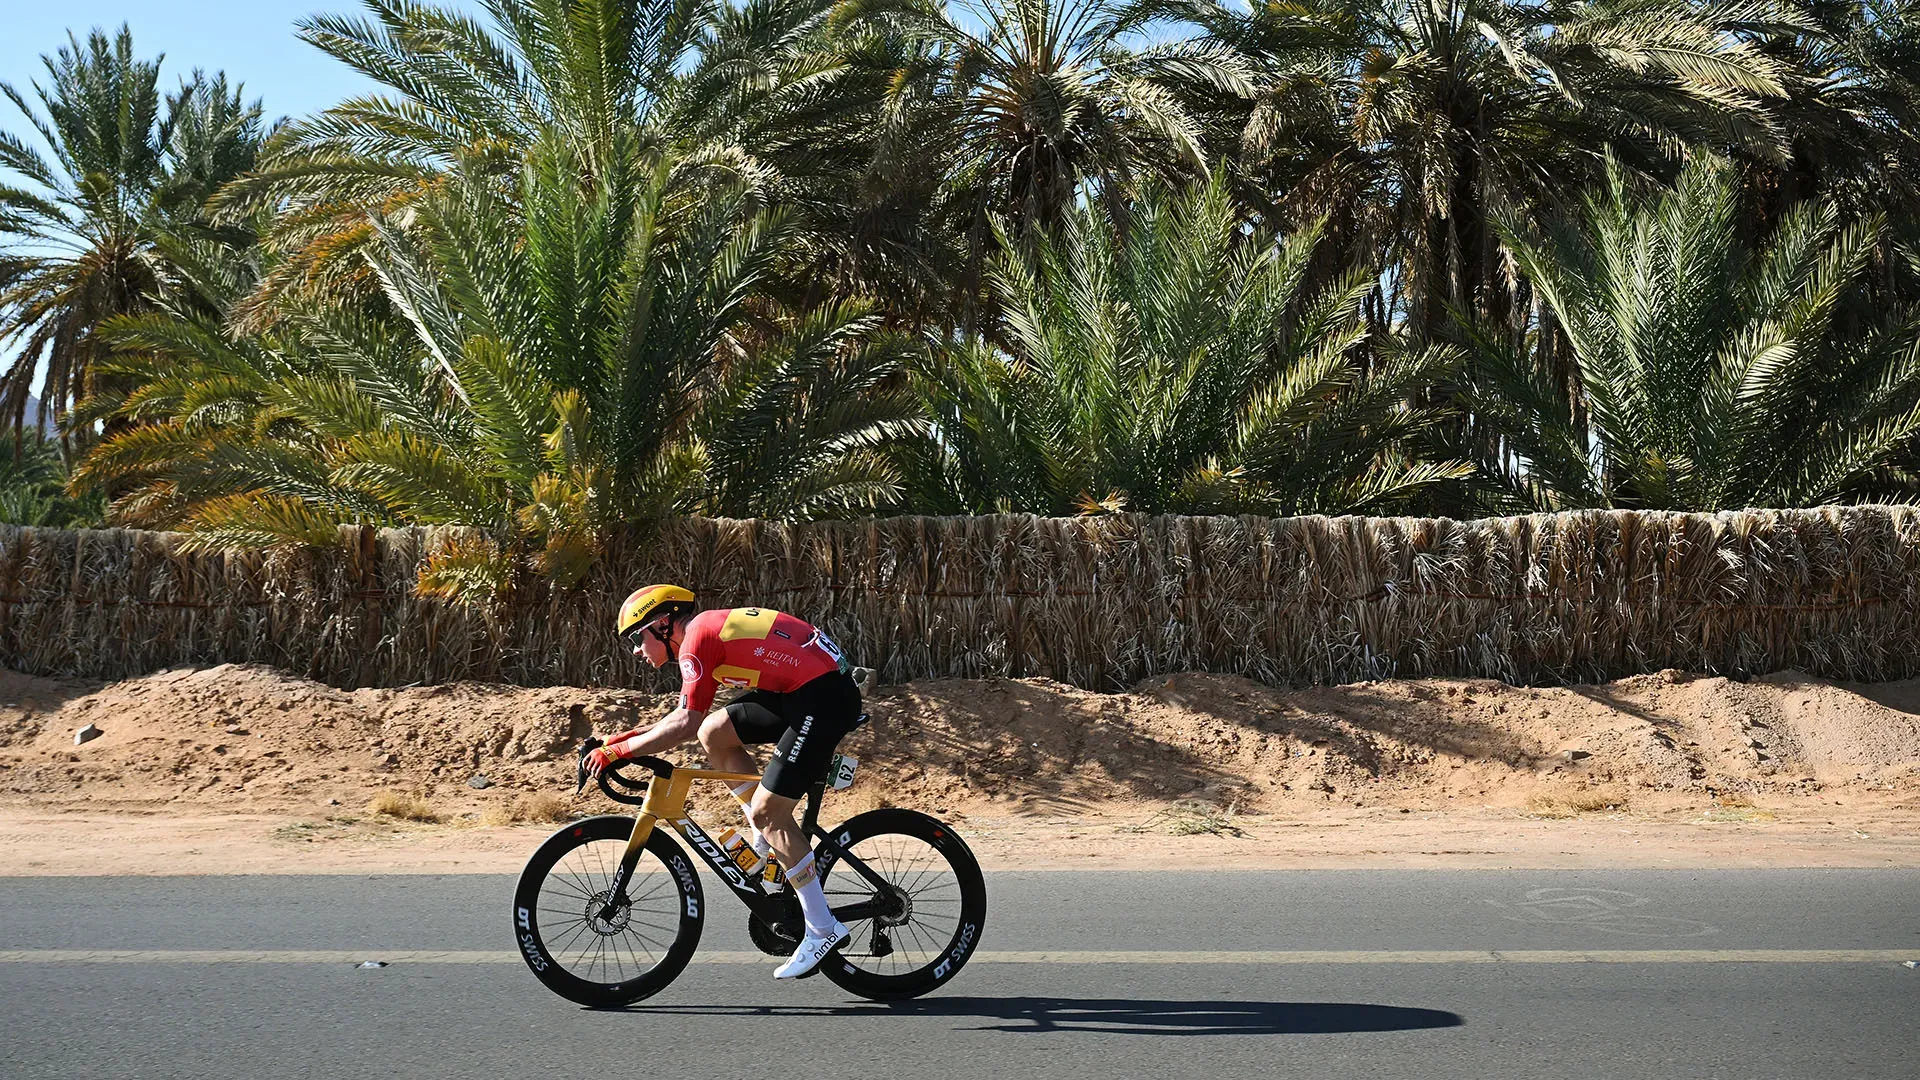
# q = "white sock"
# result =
<box><xmin>785</xmin><ymin>853</ymin><xmax>839</xmax><ymax>937</ymax></box>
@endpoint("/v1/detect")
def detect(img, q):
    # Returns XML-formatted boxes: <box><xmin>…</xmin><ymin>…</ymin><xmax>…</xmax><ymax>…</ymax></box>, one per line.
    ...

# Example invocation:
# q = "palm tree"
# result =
<box><xmin>222</xmin><ymin>0</ymin><xmax>941</xmax><ymax>323</ymax></box>
<box><xmin>1736</xmin><ymin>0</ymin><xmax>1920</xmax><ymax>226</ymax></box>
<box><xmin>76</xmin><ymin>138</ymin><xmax>922</xmax><ymax>601</ymax></box>
<box><xmin>1151</xmin><ymin>0</ymin><xmax>1810</xmax><ymax>342</ymax></box>
<box><xmin>0</xmin><ymin>27</ymin><xmax>265</xmax><ymax>436</ymax></box>
<box><xmin>61</xmin><ymin>229</ymin><xmax>336</xmax><ymax>531</ymax></box>
<box><xmin>0</xmin><ymin>430</ymin><xmax>102</xmax><ymax>526</ymax></box>
<box><xmin>917</xmin><ymin>176</ymin><xmax>1466</xmax><ymax>515</ymax></box>
<box><xmin>1466</xmin><ymin>158</ymin><xmax>1920</xmax><ymax>511</ymax></box>
<box><xmin>831</xmin><ymin>0</ymin><xmax>1254</xmax><ymax>326</ymax></box>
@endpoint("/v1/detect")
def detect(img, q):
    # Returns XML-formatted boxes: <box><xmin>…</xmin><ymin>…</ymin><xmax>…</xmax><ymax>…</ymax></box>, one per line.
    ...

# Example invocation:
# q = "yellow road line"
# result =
<box><xmin>0</xmin><ymin>949</ymin><xmax>1912</xmax><ymax>965</ymax></box>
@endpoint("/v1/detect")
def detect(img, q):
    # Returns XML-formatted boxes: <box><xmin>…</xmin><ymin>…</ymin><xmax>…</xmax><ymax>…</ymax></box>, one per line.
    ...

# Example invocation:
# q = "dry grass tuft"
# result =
<box><xmin>369</xmin><ymin>790</ymin><xmax>441</xmax><ymax>822</ymax></box>
<box><xmin>518</xmin><ymin>793</ymin><xmax>573</xmax><ymax>823</ymax></box>
<box><xmin>1117</xmin><ymin>799</ymin><xmax>1246</xmax><ymax>837</ymax></box>
<box><xmin>1526</xmin><ymin>784</ymin><xmax>1630</xmax><ymax>819</ymax></box>
<box><xmin>1701</xmin><ymin>791</ymin><xmax>1775</xmax><ymax>822</ymax></box>
<box><xmin>480</xmin><ymin>793</ymin><xmax>573</xmax><ymax>826</ymax></box>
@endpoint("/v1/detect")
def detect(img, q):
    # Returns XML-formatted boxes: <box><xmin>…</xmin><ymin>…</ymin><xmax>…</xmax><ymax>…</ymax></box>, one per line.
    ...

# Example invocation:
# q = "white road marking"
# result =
<box><xmin>0</xmin><ymin>949</ymin><xmax>1912</xmax><ymax>965</ymax></box>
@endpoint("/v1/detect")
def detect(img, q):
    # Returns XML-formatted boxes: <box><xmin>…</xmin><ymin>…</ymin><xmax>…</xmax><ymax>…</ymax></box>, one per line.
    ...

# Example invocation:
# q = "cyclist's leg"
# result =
<box><xmin>696</xmin><ymin>707</ymin><xmax>755</xmax><ymax>776</ymax></box>
<box><xmin>746</xmin><ymin>788</ymin><xmax>808</xmax><ymax>875</ymax></box>
<box><xmin>744</xmin><ymin>673</ymin><xmax>862</xmax><ymax>957</ymax></box>
<box><xmin>760</xmin><ymin>672</ymin><xmax>862</xmax><ymax>795</ymax></box>
<box><xmin>712</xmin><ymin>695</ymin><xmax>788</xmax><ymax>841</ymax></box>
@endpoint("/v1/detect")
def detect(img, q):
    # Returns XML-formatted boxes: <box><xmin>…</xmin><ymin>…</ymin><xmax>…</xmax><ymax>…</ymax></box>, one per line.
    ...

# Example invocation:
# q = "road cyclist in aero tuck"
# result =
<box><xmin>514</xmin><ymin>583</ymin><xmax>983</xmax><ymax>1006</ymax></box>
<box><xmin>514</xmin><ymin>583</ymin><xmax>982</xmax><ymax>1005</ymax></box>
<box><xmin>585</xmin><ymin>585</ymin><xmax>872</xmax><ymax>979</ymax></box>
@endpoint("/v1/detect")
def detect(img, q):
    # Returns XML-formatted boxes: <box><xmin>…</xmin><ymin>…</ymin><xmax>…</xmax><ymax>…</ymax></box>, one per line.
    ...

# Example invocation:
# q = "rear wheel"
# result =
<box><xmin>816</xmin><ymin>808</ymin><xmax>987</xmax><ymax>1000</ymax></box>
<box><xmin>513</xmin><ymin>815</ymin><xmax>703</xmax><ymax>1007</ymax></box>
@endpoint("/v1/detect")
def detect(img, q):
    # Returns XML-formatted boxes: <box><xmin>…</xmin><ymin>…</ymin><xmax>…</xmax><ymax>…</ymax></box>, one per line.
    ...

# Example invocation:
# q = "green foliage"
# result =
<box><xmin>0</xmin><ymin>434</ymin><xmax>103</xmax><ymax>527</ymax></box>
<box><xmin>77</xmin><ymin>134</ymin><xmax>922</xmax><ymax>605</ymax></box>
<box><xmin>1468</xmin><ymin>158</ymin><xmax>1920</xmax><ymax>511</ymax></box>
<box><xmin>919</xmin><ymin>176</ymin><xmax>1467</xmax><ymax>515</ymax></box>
<box><xmin>1155</xmin><ymin>0</ymin><xmax>1822</xmax><ymax>340</ymax></box>
<box><xmin>836</xmin><ymin>0</ymin><xmax>1252</xmax><ymax>233</ymax></box>
<box><xmin>221</xmin><ymin>0</ymin><xmax>949</xmax><ymax>322</ymax></box>
<box><xmin>13</xmin><ymin>1</ymin><xmax>1920</xmax><ymax>568</ymax></box>
<box><xmin>0</xmin><ymin>27</ymin><xmax>266</xmax><ymax>433</ymax></box>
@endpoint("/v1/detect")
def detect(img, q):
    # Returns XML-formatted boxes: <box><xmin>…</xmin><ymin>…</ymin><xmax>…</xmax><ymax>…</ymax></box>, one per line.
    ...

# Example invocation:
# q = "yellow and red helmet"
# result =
<box><xmin>616</xmin><ymin>584</ymin><xmax>696</xmax><ymax>646</ymax></box>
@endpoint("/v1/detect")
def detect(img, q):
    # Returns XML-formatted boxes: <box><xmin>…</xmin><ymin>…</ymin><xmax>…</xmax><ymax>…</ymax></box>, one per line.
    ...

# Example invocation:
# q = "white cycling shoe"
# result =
<box><xmin>774</xmin><ymin>921</ymin><xmax>851</xmax><ymax>980</ymax></box>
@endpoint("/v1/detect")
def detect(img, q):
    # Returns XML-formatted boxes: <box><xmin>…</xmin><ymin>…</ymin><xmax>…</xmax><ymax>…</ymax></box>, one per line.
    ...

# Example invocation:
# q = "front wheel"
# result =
<box><xmin>513</xmin><ymin>815</ymin><xmax>703</xmax><ymax>1007</ymax></box>
<box><xmin>816</xmin><ymin>808</ymin><xmax>987</xmax><ymax>1000</ymax></box>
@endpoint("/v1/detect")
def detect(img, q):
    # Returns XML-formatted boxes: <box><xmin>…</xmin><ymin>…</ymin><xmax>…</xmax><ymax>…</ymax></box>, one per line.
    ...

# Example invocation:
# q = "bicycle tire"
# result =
<box><xmin>816</xmin><ymin>808</ymin><xmax>987</xmax><ymax>1000</ymax></box>
<box><xmin>513</xmin><ymin>815</ymin><xmax>703</xmax><ymax>1007</ymax></box>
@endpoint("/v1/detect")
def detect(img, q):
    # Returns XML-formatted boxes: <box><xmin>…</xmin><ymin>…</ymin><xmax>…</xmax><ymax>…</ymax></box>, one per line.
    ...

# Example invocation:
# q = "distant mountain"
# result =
<box><xmin>20</xmin><ymin>394</ymin><xmax>57</xmax><ymax>437</ymax></box>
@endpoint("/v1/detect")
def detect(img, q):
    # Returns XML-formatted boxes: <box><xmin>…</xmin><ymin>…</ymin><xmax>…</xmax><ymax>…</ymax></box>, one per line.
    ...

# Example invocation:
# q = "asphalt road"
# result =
<box><xmin>2</xmin><ymin>869</ymin><xmax>1915</xmax><ymax>1079</ymax></box>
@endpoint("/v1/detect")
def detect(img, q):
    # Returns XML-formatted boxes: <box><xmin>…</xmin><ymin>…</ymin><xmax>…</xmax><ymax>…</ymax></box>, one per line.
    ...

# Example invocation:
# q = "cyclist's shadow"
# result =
<box><xmin>629</xmin><ymin>997</ymin><xmax>1463</xmax><ymax>1036</ymax></box>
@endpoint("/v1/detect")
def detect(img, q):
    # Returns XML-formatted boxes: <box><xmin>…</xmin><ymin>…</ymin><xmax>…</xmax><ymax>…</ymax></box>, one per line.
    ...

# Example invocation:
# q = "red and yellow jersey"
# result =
<box><xmin>674</xmin><ymin>607</ymin><xmax>848</xmax><ymax>712</ymax></box>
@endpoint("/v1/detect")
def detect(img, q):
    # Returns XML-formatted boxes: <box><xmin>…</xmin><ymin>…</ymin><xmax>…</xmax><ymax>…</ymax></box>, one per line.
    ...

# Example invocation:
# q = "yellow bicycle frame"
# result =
<box><xmin>621</xmin><ymin>766</ymin><xmax>763</xmax><ymax>865</ymax></box>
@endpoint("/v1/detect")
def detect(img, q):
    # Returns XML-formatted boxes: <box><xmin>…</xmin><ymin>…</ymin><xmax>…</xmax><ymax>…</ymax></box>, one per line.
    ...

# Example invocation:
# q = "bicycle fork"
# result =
<box><xmin>599</xmin><ymin>767</ymin><xmax>699</xmax><ymax>921</ymax></box>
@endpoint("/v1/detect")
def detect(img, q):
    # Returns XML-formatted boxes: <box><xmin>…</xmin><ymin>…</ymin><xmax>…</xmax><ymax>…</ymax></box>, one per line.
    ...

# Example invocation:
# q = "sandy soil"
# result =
<box><xmin>1</xmin><ymin>663</ymin><xmax>1915</xmax><ymax>874</ymax></box>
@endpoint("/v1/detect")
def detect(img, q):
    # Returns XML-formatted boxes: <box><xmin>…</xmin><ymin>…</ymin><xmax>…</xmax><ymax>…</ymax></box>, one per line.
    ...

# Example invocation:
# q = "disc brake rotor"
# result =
<box><xmin>584</xmin><ymin>889</ymin><xmax>632</xmax><ymax>936</ymax></box>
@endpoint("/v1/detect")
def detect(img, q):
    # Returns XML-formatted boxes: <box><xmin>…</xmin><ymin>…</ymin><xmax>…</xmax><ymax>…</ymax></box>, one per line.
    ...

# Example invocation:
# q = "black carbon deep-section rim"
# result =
<box><xmin>816</xmin><ymin>808</ymin><xmax>987</xmax><ymax>1000</ymax></box>
<box><xmin>513</xmin><ymin>815</ymin><xmax>704</xmax><ymax>1007</ymax></box>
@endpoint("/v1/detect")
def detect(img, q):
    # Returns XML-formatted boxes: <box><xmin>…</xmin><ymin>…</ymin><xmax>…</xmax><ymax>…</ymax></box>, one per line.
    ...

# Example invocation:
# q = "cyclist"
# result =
<box><xmin>582</xmin><ymin>584</ymin><xmax>863</xmax><ymax>980</ymax></box>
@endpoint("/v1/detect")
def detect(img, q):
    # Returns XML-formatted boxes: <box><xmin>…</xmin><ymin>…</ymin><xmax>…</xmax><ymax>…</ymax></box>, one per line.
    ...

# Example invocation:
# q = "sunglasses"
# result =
<box><xmin>622</xmin><ymin>618</ymin><xmax>675</xmax><ymax>653</ymax></box>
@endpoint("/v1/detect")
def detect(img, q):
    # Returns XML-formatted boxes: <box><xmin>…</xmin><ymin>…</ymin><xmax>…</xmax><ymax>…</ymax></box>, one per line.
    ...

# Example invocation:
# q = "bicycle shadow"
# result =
<box><xmin>623</xmin><ymin>996</ymin><xmax>1463</xmax><ymax>1036</ymax></box>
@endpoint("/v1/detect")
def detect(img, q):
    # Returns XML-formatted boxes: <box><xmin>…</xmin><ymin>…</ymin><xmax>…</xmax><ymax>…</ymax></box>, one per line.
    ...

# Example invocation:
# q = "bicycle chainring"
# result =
<box><xmin>748</xmin><ymin>915</ymin><xmax>800</xmax><ymax>956</ymax></box>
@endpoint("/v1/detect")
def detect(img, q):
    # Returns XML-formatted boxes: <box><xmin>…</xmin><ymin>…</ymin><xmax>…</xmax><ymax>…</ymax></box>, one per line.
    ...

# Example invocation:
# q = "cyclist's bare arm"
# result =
<box><xmin>592</xmin><ymin>706</ymin><xmax>699</xmax><ymax>772</ymax></box>
<box><xmin>587</xmin><ymin>628</ymin><xmax>725</xmax><ymax>775</ymax></box>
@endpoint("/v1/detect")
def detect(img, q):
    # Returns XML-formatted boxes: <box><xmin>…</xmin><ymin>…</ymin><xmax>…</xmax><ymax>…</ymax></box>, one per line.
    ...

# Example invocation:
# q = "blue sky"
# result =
<box><xmin>2</xmin><ymin>1</ymin><xmax>404</xmax><ymax>128</ymax></box>
<box><xmin>3</xmin><ymin>2</ymin><xmax>416</xmax><ymax>385</ymax></box>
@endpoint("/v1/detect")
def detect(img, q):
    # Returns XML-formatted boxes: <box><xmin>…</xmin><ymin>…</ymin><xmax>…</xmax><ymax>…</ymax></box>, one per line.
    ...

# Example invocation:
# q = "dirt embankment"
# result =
<box><xmin>1</xmin><ymin>663</ymin><xmax>1916</xmax><ymax>824</ymax></box>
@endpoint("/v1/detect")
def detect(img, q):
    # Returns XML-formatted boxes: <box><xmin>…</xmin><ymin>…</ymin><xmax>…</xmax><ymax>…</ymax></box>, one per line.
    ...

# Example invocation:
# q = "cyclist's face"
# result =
<box><xmin>635</xmin><ymin>620</ymin><xmax>672</xmax><ymax>668</ymax></box>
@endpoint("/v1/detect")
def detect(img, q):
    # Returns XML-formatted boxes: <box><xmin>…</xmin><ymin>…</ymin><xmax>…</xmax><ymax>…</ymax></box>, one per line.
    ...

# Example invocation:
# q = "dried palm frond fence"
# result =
<box><xmin>2</xmin><ymin>507</ymin><xmax>1917</xmax><ymax>690</ymax></box>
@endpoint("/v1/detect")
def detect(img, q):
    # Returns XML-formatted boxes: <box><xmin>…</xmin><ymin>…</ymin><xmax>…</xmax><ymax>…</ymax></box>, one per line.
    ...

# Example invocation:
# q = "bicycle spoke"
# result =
<box><xmin>629</xmin><ymin>874</ymin><xmax>673</xmax><ymax>904</ymax></box>
<box><xmin>533</xmin><ymin>838</ymin><xmax>689</xmax><ymax>988</ymax></box>
<box><xmin>612</xmin><ymin>929</ymin><xmax>644</xmax><ymax>977</ymax></box>
<box><xmin>822</xmin><ymin>829</ymin><xmax>970</xmax><ymax>977</ymax></box>
<box><xmin>549</xmin><ymin>916</ymin><xmax>598</xmax><ymax>959</ymax></box>
<box><xmin>540</xmin><ymin>873</ymin><xmax>597</xmax><ymax>903</ymax></box>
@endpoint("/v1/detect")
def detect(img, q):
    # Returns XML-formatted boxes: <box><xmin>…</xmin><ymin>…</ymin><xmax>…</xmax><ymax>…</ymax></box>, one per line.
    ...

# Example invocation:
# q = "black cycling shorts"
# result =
<box><xmin>724</xmin><ymin>670</ymin><xmax>863</xmax><ymax>799</ymax></box>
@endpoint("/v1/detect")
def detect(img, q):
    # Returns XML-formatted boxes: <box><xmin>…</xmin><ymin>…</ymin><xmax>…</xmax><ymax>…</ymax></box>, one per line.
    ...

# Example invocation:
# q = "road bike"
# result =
<box><xmin>513</xmin><ymin>721</ymin><xmax>987</xmax><ymax>1007</ymax></box>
